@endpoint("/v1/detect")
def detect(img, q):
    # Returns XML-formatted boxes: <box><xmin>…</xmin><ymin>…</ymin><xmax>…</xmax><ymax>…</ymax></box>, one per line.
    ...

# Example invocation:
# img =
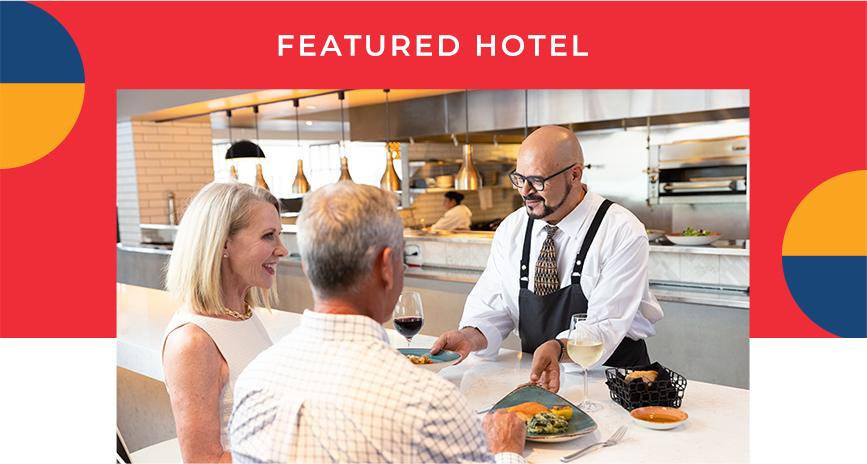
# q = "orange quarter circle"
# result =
<box><xmin>782</xmin><ymin>170</ymin><xmax>867</xmax><ymax>256</ymax></box>
<box><xmin>0</xmin><ymin>83</ymin><xmax>85</xmax><ymax>169</ymax></box>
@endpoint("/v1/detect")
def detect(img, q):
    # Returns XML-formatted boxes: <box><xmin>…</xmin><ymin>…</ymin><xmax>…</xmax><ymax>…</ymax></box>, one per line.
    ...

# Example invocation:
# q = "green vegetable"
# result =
<box><xmin>682</xmin><ymin>227</ymin><xmax>711</xmax><ymax>236</ymax></box>
<box><xmin>527</xmin><ymin>412</ymin><xmax>569</xmax><ymax>434</ymax></box>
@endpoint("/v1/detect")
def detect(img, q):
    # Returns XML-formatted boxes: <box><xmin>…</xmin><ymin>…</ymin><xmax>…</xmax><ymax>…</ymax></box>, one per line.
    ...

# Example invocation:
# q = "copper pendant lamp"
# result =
<box><xmin>454</xmin><ymin>89</ymin><xmax>481</xmax><ymax>190</ymax></box>
<box><xmin>291</xmin><ymin>98</ymin><xmax>311</xmax><ymax>194</ymax></box>
<box><xmin>380</xmin><ymin>89</ymin><xmax>401</xmax><ymax>191</ymax></box>
<box><xmin>337</xmin><ymin>91</ymin><xmax>353</xmax><ymax>182</ymax></box>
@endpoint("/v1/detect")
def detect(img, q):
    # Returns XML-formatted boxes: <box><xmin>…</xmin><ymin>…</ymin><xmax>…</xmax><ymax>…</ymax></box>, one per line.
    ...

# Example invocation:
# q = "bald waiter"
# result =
<box><xmin>432</xmin><ymin>126</ymin><xmax>663</xmax><ymax>393</ymax></box>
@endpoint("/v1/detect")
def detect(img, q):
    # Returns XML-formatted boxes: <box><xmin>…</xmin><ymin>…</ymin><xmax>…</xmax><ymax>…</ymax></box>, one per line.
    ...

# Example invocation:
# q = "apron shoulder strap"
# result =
<box><xmin>519</xmin><ymin>216</ymin><xmax>534</xmax><ymax>289</ymax></box>
<box><xmin>572</xmin><ymin>199</ymin><xmax>614</xmax><ymax>283</ymax></box>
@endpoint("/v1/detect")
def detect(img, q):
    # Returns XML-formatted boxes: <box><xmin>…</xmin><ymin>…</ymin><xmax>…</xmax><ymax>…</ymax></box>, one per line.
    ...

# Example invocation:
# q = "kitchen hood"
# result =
<box><xmin>348</xmin><ymin>89</ymin><xmax>749</xmax><ymax>143</ymax></box>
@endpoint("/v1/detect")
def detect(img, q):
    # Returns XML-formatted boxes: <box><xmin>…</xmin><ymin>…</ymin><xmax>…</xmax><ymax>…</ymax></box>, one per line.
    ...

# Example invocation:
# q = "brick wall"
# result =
<box><xmin>116</xmin><ymin>120</ymin><xmax>214</xmax><ymax>245</ymax></box>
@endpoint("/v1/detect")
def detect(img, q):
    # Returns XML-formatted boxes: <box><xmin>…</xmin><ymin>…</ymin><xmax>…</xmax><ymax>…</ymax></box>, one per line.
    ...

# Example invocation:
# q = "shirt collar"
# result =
<box><xmin>533</xmin><ymin>185</ymin><xmax>599</xmax><ymax>239</ymax></box>
<box><xmin>299</xmin><ymin>309</ymin><xmax>390</xmax><ymax>344</ymax></box>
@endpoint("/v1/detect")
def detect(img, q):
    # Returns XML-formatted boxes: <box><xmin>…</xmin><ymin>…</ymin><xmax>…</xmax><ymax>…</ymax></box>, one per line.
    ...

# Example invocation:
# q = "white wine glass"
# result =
<box><xmin>567</xmin><ymin>313</ymin><xmax>604</xmax><ymax>412</ymax></box>
<box><xmin>393</xmin><ymin>291</ymin><xmax>424</xmax><ymax>347</ymax></box>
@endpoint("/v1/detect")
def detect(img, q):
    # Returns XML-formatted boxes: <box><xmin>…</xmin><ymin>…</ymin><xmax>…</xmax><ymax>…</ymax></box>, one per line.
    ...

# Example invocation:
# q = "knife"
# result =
<box><xmin>475</xmin><ymin>404</ymin><xmax>494</xmax><ymax>414</ymax></box>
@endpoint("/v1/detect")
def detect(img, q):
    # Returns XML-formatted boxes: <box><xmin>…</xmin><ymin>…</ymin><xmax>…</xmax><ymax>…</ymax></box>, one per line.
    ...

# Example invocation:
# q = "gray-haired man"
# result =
<box><xmin>229</xmin><ymin>181</ymin><xmax>527</xmax><ymax>463</ymax></box>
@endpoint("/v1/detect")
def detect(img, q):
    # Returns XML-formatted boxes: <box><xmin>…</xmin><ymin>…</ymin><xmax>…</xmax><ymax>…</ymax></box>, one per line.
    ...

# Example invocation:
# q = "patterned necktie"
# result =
<box><xmin>534</xmin><ymin>225</ymin><xmax>559</xmax><ymax>296</ymax></box>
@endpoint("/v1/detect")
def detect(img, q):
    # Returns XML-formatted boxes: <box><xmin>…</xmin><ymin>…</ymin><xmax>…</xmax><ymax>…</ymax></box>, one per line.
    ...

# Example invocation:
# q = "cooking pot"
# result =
<box><xmin>436</xmin><ymin>175</ymin><xmax>455</xmax><ymax>188</ymax></box>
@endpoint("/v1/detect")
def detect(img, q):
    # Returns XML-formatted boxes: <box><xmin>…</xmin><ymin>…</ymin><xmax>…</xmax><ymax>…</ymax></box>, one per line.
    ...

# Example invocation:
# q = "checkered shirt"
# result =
<box><xmin>229</xmin><ymin>310</ymin><xmax>526</xmax><ymax>464</ymax></box>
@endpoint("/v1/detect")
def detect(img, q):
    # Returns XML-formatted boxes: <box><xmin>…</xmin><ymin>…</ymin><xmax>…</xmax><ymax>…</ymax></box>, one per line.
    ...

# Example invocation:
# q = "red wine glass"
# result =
<box><xmin>393</xmin><ymin>291</ymin><xmax>424</xmax><ymax>347</ymax></box>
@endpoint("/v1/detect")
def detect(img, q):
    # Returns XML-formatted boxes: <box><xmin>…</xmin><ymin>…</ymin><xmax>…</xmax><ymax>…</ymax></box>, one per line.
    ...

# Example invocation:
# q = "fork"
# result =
<box><xmin>560</xmin><ymin>425</ymin><xmax>627</xmax><ymax>462</ymax></box>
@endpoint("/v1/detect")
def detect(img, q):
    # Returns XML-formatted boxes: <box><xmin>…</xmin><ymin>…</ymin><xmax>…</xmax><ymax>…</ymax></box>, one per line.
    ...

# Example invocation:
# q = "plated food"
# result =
<box><xmin>503</xmin><ymin>401</ymin><xmax>574</xmax><ymax>434</ymax></box>
<box><xmin>665</xmin><ymin>229</ymin><xmax>722</xmax><ymax>246</ymax></box>
<box><xmin>527</xmin><ymin>412</ymin><xmax>569</xmax><ymax>434</ymax></box>
<box><xmin>630</xmin><ymin>406</ymin><xmax>688</xmax><ymax>430</ymax></box>
<box><xmin>487</xmin><ymin>384</ymin><xmax>597</xmax><ymax>442</ymax></box>
<box><xmin>397</xmin><ymin>348</ymin><xmax>461</xmax><ymax>373</ymax></box>
<box><xmin>405</xmin><ymin>354</ymin><xmax>434</xmax><ymax>364</ymax></box>
<box><xmin>505</xmin><ymin>401</ymin><xmax>550</xmax><ymax>421</ymax></box>
<box><xmin>681</xmin><ymin>227</ymin><xmax>711</xmax><ymax>236</ymax></box>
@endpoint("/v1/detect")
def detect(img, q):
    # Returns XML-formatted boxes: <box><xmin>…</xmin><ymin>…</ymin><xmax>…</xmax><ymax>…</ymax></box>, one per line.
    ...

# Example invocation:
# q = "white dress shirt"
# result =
<box><xmin>431</xmin><ymin>204</ymin><xmax>473</xmax><ymax>231</ymax></box>
<box><xmin>229</xmin><ymin>310</ymin><xmax>526</xmax><ymax>464</ymax></box>
<box><xmin>459</xmin><ymin>188</ymin><xmax>663</xmax><ymax>369</ymax></box>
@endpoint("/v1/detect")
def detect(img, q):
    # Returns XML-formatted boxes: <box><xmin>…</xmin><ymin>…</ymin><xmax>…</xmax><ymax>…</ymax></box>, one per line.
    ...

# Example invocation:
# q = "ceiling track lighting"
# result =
<box><xmin>154</xmin><ymin>89</ymin><xmax>355</xmax><ymax>124</ymax></box>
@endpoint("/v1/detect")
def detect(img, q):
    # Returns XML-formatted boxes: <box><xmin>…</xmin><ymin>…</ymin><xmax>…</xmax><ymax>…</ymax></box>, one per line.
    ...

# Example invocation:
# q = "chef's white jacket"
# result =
<box><xmin>459</xmin><ymin>188</ymin><xmax>663</xmax><ymax>368</ymax></box>
<box><xmin>431</xmin><ymin>204</ymin><xmax>473</xmax><ymax>231</ymax></box>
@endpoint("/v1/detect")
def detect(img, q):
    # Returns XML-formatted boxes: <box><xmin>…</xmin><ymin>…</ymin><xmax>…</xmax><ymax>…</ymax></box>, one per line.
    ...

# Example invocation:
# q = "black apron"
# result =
<box><xmin>517</xmin><ymin>199</ymin><xmax>650</xmax><ymax>368</ymax></box>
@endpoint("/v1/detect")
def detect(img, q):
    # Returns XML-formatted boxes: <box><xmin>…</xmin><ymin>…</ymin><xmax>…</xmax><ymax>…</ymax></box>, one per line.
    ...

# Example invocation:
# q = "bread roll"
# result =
<box><xmin>625</xmin><ymin>370</ymin><xmax>658</xmax><ymax>385</ymax></box>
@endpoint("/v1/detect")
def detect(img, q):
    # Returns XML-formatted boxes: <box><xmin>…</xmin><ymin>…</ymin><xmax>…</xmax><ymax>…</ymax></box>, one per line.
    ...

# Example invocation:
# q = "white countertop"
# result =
<box><xmin>649</xmin><ymin>240</ymin><xmax>749</xmax><ymax>256</ymax></box>
<box><xmin>117</xmin><ymin>283</ymin><xmax>748</xmax><ymax>463</ymax></box>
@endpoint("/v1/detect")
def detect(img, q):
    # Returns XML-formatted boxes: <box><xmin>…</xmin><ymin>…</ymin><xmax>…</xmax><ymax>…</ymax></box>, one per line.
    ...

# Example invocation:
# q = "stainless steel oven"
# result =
<box><xmin>647</xmin><ymin>136</ymin><xmax>749</xmax><ymax>204</ymax></box>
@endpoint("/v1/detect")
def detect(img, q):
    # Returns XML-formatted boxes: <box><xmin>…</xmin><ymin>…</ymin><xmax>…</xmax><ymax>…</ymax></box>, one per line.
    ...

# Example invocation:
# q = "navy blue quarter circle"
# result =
<box><xmin>0</xmin><ymin>2</ymin><xmax>85</xmax><ymax>83</ymax></box>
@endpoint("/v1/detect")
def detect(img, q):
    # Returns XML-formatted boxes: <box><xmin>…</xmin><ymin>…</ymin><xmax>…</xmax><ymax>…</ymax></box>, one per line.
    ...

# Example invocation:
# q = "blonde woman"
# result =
<box><xmin>162</xmin><ymin>181</ymin><xmax>287</xmax><ymax>463</ymax></box>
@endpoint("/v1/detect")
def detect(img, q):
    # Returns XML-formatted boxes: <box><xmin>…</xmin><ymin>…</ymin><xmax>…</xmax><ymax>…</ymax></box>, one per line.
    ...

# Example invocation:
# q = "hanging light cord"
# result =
<box><xmin>226</xmin><ymin>110</ymin><xmax>233</xmax><ymax>156</ymax></box>
<box><xmin>465</xmin><ymin>89</ymin><xmax>469</xmax><ymax>145</ymax></box>
<box><xmin>384</xmin><ymin>89</ymin><xmax>391</xmax><ymax>146</ymax></box>
<box><xmin>524</xmin><ymin>89</ymin><xmax>529</xmax><ymax>138</ymax></box>
<box><xmin>339</xmin><ymin>92</ymin><xmax>346</xmax><ymax>148</ymax></box>
<box><xmin>253</xmin><ymin>106</ymin><xmax>260</xmax><ymax>160</ymax></box>
<box><xmin>294</xmin><ymin>99</ymin><xmax>300</xmax><ymax>149</ymax></box>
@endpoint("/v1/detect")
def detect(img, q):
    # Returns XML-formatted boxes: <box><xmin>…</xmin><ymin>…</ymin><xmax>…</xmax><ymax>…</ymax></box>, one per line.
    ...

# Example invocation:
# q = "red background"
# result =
<box><xmin>1</xmin><ymin>1</ymin><xmax>864</xmax><ymax>338</ymax></box>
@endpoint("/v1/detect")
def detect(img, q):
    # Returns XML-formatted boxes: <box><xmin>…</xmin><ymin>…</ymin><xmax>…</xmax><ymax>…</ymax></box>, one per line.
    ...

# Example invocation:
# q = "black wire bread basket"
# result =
<box><xmin>604</xmin><ymin>362</ymin><xmax>687</xmax><ymax>411</ymax></box>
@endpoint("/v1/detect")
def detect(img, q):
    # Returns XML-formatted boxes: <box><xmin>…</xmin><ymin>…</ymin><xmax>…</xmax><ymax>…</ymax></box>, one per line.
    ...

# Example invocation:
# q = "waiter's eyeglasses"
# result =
<box><xmin>509</xmin><ymin>164</ymin><xmax>577</xmax><ymax>191</ymax></box>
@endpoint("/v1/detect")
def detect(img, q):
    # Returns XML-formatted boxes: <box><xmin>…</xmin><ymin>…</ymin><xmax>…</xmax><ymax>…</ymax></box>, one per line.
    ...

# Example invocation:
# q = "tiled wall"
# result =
<box><xmin>404</xmin><ymin>239</ymin><xmax>493</xmax><ymax>270</ymax></box>
<box><xmin>116</xmin><ymin>120</ymin><xmax>215</xmax><ymax>245</ymax></box>
<box><xmin>117</xmin><ymin>121</ymin><xmax>142</xmax><ymax>246</ymax></box>
<box><xmin>404</xmin><ymin>236</ymin><xmax>751</xmax><ymax>286</ymax></box>
<box><xmin>648</xmin><ymin>252</ymin><xmax>750</xmax><ymax>287</ymax></box>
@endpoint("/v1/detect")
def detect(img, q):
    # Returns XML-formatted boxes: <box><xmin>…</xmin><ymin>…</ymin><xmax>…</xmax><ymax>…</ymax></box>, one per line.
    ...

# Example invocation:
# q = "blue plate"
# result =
<box><xmin>487</xmin><ymin>384</ymin><xmax>597</xmax><ymax>442</ymax></box>
<box><xmin>398</xmin><ymin>348</ymin><xmax>462</xmax><ymax>372</ymax></box>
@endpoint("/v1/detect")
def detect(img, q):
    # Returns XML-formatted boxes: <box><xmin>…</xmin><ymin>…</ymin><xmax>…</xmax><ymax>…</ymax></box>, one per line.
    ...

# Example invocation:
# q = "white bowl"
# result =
<box><xmin>665</xmin><ymin>233</ymin><xmax>722</xmax><ymax>246</ymax></box>
<box><xmin>646</xmin><ymin>229</ymin><xmax>666</xmax><ymax>241</ymax></box>
<box><xmin>630</xmin><ymin>406</ymin><xmax>688</xmax><ymax>430</ymax></box>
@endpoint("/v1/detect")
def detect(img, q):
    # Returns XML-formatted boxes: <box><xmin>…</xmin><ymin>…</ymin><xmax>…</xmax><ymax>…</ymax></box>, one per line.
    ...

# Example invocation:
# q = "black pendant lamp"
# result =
<box><xmin>225</xmin><ymin>140</ymin><xmax>265</xmax><ymax>159</ymax></box>
<box><xmin>225</xmin><ymin>108</ymin><xmax>266</xmax><ymax>160</ymax></box>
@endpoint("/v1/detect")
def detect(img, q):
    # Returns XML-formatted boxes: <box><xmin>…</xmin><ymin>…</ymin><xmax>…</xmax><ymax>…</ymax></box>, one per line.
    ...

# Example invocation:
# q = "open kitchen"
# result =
<box><xmin>116</xmin><ymin>89</ymin><xmax>749</xmax><ymax>463</ymax></box>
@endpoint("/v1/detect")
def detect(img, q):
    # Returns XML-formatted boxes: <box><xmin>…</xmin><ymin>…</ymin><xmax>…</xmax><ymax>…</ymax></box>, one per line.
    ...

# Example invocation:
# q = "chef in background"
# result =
<box><xmin>430</xmin><ymin>191</ymin><xmax>472</xmax><ymax>231</ymax></box>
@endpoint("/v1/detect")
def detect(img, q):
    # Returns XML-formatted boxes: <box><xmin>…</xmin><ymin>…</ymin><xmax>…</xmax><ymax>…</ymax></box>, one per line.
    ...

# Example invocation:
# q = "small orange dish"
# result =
<box><xmin>630</xmin><ymin>406</ymin><xmax>688</xmax><ymax>430</ymax></box>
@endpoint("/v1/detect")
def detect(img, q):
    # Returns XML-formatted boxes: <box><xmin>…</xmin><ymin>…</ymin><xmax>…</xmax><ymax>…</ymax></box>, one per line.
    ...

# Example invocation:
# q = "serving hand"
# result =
<box><xmin>525</xmin><ymin>340</ymin><xmax>563</xmax><ymax>393</ymax></box>
<box><xmin>430</xmin><ymin>327</ymin><xmax>487</xmax><ymax>364</ymax></box>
